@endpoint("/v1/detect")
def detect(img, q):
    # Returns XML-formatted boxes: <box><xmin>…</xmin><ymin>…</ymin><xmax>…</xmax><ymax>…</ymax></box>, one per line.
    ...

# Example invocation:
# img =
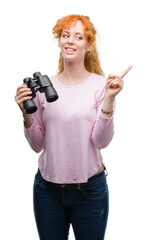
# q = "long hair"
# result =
<box><xmin>52</xmin><ymin>14</ymin><xmax>104</xmax><ymax>76</ymax></box>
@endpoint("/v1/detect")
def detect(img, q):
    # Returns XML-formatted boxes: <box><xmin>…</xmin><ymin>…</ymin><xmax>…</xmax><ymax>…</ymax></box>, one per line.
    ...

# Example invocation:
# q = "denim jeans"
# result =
<box><xmin>33</xmin><ymin>168</ymin><xmax>109</xmax><ymax>240</ymax></box>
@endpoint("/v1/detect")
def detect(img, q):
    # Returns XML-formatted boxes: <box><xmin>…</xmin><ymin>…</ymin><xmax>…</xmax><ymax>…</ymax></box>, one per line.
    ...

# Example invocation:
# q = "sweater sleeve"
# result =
<box><xmin>24</xmin><ymin>92</ymin><xmax>45</xmax><ymax>153</ymax></box>
<box><xmin>91</xmin><ymin>86</ymin><xmax>115</xmax><ymax>149</ymax></box>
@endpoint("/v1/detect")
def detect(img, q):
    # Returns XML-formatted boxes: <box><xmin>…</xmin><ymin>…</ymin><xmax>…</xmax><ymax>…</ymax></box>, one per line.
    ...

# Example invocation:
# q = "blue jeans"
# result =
<box><xmin>33</xmin><ymin>168</ymin><xmax>109</xmax><ymax>240</ymax></box>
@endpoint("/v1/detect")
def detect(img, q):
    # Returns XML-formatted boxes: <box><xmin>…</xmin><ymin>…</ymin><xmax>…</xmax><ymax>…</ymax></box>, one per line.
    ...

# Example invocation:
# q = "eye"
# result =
<box><xmin>62</xmin><ymin>34</ymin><xmax>69</xmax><ymax>38</ymax></box>
<box><xmin>76</xmin><ymin>36</ymin><xmax>83</xmax><ymax>40</ymax></box>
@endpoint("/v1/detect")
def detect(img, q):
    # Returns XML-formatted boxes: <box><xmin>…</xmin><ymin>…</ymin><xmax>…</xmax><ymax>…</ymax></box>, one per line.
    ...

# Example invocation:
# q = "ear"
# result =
<box><xmin>87</xmin><ymin>43</ymin><xmax>93</xmax><ymax>53</ymax></box>
<box><xmin>87</xmin><ymin>47</ymin><xmax>92</xmax><ymax>53</ymax></box>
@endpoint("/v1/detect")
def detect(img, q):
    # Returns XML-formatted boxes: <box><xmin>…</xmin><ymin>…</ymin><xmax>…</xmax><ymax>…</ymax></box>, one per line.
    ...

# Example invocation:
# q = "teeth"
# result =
<box><xmin>66</xmin><ymin>48</ymin><xmax>75</xmax><ymax>52</ymax></box>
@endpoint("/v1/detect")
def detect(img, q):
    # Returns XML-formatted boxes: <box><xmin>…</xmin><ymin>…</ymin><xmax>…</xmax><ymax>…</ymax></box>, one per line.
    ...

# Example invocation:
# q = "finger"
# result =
<box><xmin>107</xmin><ymin>74</ymin><xmax>116</xmax><ymax>83</ymax></box>
<box><xmin>16</xmin><ymin>84</ymin><xmax>28</xmax><ymax>92</ymax></box>
<box><xmin>17</xmin><ymin>90</ymin><xmax>32</xmax><ymax>100</ymax></box>
<box><xmin>17</xmin><ymin>87</ymin><xmax>32</xmax><ymax>97</ymax></box>
<box><xmin>15</xmin><ymin>95</ymin><xmax>32</xmax><ymax>105</ymax></box>
<box><xmin>15</xmin><ymin>89</ymin><xmax>32</xmax><ymax>103</ymax></box>
<box><xmin>111</xmin><ymin>81</ymin><xmax>124</xmax><ymax>89</ymax></box>
<box><xmin>108</xmin><ymin>74</ymin><xmax>116</xmax><ymax>78</ymax></box>
<box><xmin>119</xmin><ymin>65</ymin><xmax>133</xmax><ymax>79</ymax></box>
<box><xmin>112</xmin><ymin>84</ymin><xmax>118</xmax><ymax>89</ymax></box>
<box><xmin>109</xmin><ymin>78</ymin><xmax>124</xmax><ymax>88</ymax></box>
<box><xmin>110</xmin><ymin>82</ymin><xmax>119</xmax><ymax>88</ymax></box>
<box><xmin>108</xmin><ymin>76</ymin><xmax>121</xmax><ymax>84</ymax></box>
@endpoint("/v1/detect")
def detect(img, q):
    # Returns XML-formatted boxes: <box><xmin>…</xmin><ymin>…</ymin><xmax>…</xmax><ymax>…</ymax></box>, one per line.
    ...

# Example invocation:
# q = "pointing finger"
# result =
<box><xmin>119</xmin><ymin>65</ymin><xmax>133</xmax><ymax>79</ymax></box>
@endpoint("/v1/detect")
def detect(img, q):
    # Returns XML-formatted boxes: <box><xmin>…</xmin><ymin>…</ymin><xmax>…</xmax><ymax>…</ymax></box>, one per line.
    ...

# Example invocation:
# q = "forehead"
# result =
<box><xmin>63</xmin><ymin>21</ymin><xmax>85</xmax><ymax>34</ymax></box>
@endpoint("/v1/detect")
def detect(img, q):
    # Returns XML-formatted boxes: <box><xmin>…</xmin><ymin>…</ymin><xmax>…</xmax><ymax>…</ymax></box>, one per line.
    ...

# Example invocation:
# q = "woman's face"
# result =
<box><xmin>59</xmin><ymin>21</ymin><xmax>90</xmax><ymax>63</ymax></box>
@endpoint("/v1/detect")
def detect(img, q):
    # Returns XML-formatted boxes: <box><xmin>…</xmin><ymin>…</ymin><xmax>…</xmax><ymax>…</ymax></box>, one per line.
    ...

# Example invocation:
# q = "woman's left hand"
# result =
<box><xmin>105</xmin><ymin>66</ymin><xmax>132</xmax><ymax>98</ymax></box>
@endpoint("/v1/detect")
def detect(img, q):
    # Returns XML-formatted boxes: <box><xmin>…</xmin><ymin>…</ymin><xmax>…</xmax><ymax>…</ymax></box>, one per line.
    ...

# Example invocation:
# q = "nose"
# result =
<box><xmin>68</xmin><ymin>36</ymin><xmax>74</xmax><ymax>45</ymax></box>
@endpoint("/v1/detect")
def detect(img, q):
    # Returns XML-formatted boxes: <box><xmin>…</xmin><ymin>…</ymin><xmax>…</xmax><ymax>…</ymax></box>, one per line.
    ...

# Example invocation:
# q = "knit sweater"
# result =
<box><xmin>24</xmin><ymin>73</ymin><xmax>115</xmax><ymax>184</ymax></box>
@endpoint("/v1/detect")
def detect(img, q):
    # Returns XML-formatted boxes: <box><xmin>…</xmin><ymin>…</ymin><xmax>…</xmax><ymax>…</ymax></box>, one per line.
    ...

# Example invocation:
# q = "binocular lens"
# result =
<box><xmin>45</xmin><ymin>86</ymin><xmax>59</xmax><ymax>102</ymax></box>
<box><xmin>48</xmin><ymin>95</ymin><xmax>58</xmax><ymax>102</ymax></box>
<box><xmin>23</xmin><ymin>99</ymin><xmax>38</xmax><ymax>114</ymax></box>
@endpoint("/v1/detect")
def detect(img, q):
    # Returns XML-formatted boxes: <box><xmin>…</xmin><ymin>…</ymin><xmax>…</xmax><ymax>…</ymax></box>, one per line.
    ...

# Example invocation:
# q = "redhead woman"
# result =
<box><xmin>15</xmin><ymin>14</ymin><xmax>132</xmax><ymax>240</ymax></box>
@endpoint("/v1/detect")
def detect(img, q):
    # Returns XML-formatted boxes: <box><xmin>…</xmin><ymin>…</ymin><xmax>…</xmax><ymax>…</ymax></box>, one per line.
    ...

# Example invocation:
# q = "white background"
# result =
<box><xmin>0</xmin><ymin>0</ymin><xmax>147</xmax><ymax>239</ymax></box>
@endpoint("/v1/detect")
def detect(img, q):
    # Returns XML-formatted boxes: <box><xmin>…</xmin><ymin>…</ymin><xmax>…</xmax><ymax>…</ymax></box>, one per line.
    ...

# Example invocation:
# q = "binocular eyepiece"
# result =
<box><xmin>23</xmin><ymin>72</ymin><xmax>59</xmax><ymax>114</ymax></box>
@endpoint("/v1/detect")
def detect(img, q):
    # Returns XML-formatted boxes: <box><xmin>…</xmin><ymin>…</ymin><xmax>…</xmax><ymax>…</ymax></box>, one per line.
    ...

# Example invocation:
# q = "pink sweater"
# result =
<box><xmin>24</xmin><ymin>73</ymin><xmax>115</xmax><ymax>184</ymax></box>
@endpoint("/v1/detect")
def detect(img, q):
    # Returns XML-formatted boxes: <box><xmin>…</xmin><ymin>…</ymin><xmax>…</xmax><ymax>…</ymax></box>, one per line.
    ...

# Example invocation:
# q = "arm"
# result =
<box><xmin>91</xmin><ymin>65</ymin><xmax>132</xmax><ymax>149</ymax></box>
<box><xmin>24</xmin><ymin>92</ymin><xmax>45</xmax><ymax>153</ymax></box>
<box><xmin>91</xmin><ymin>90</ymin><xmax>115</xmax><ymax>149</ymax></box>
<box><xmin>15</xmin><ymin>84</ymin><xmax>45</xmax><ymax>153</ymax></box>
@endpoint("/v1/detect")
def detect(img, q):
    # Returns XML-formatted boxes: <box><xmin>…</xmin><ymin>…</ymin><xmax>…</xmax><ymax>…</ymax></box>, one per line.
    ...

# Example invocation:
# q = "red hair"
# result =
<box><xmin>52</xmin><ymin>14</ymin><xmax>104</xmax><ymax>75</ymax></box>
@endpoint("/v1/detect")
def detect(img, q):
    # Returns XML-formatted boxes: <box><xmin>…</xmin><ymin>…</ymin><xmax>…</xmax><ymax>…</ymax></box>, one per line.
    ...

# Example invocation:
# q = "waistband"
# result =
<box><xmin>38</xmin><ymin>168</ymin><xmax>107</xmax><ymax>190</ymax></box>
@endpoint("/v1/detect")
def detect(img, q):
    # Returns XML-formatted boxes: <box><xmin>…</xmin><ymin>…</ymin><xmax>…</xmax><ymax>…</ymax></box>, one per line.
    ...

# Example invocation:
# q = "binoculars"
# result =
<box><xmin>23</xmin><ymin>72</ymin><xmax>59</xmax><ymax>114</ymax></box>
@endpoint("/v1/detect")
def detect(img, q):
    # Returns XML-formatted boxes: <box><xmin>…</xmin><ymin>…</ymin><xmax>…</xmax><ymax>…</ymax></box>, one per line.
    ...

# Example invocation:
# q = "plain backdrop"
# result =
<box><xmin>0</xmin><ymin>0</ymin><xmax>147</xmax><ymax>239</ymax></box>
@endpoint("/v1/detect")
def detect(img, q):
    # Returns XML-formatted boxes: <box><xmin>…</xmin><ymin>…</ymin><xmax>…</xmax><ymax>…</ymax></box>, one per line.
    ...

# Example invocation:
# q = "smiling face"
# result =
<box><xmin>59</xmin><ymin>21</ymin><xmax>90</xmax><ymax>63</ymax></box>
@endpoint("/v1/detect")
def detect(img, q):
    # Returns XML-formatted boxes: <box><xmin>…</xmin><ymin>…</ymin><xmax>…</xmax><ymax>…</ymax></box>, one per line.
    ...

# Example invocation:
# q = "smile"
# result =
<box><xmin>65</xmin><ymin>47</ymin><xmax>76</xmax><ymax>52</ymax></box>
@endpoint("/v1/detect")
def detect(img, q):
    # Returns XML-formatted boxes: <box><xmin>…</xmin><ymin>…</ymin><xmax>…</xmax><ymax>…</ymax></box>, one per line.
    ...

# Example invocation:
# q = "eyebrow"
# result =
<box><xmin>62</xmin><ymin>30</ymin><xmax>84</xmax><ymax>35</ymax></box>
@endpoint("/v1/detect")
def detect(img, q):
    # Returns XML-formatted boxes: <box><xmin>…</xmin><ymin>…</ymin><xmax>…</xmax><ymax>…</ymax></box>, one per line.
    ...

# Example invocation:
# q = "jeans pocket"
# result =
<box><xmin>81</xmin><ymin>177</ymin><xmax>107</xmax><ymax>200</ymax></box>
<box><xmin>34</xmin><ymin>170</ymin><xmax>46</xmax><ymax>190</ymax></box>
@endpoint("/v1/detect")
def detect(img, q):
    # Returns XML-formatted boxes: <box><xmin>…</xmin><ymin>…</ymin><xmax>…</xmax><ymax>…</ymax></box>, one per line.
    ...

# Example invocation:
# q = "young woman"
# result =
<box><xmin>15</xmin><ymin>14</ymin><xmax>132</xmax><ymax>240</ymax></box>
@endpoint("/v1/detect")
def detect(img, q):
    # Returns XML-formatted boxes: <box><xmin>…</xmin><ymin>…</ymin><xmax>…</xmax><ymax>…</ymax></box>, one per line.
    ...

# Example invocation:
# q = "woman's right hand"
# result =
<box><xmin>15</xmin><ymin>85</ymin><xmax>34</xmax><ymax>128</ymax></box>
<box><xmin>15</xmin><ymin>85</ymin><xmax>32</xmax><ymax>113</ymax></box>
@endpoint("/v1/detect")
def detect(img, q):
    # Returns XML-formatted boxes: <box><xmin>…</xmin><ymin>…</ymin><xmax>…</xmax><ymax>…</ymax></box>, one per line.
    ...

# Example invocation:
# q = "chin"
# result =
<box><xmin>64</xmin><ymin>56</ymin><xmax>77</xmax><ymax>63</ymax></box>
<box><xmin>64</xmin><ymin>55</ymin><xmax>85</xmax><ymax>63</ymax></box>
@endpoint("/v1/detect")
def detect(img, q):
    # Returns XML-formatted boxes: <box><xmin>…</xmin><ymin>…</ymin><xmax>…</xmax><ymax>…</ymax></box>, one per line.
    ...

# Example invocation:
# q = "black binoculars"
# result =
<box><xmin>23</xmin><ymin>72</ymin><xmax>59</xmax><ymax>114</ymax></box>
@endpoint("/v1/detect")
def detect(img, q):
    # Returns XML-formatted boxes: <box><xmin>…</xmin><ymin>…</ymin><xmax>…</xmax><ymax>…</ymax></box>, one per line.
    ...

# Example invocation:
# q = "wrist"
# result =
<box><xmin>101</xmin><ymin>108</ymin><xmax>113</xmax><ymax>114</ymax></box>
<box><xmin>23</xmin><ymin>112</ymin><xmax>34</xmax><ymax>129</ymax></box>
<box><xmin>103</xmin><ymin>95</ymin><xmax>115</xmax><ymax>109</ymax></box>
<box><xmin>104</xmin><ymin>93</ymin><xmax>115</xmax><ymax>103</ymax></box>
<box><xmin>102</xmin><ymin>94</ymin><xmax>115</xmax><ymax>118</ymax></box>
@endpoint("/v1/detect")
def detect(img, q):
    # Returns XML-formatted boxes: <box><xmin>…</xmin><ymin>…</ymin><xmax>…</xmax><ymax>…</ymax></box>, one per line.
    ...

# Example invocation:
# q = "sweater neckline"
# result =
<box><xmin>55</xmin><ymin>73</ymin><xmax>94</xmax><ymax>88</ymax></box>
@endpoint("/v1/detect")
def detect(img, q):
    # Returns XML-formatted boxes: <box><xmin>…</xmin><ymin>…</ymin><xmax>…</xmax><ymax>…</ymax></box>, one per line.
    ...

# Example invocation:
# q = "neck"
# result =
<box><xmin>61</xmin><ymin>59</ymin><xmax>90</xmax><ymax>83</ymax></box>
